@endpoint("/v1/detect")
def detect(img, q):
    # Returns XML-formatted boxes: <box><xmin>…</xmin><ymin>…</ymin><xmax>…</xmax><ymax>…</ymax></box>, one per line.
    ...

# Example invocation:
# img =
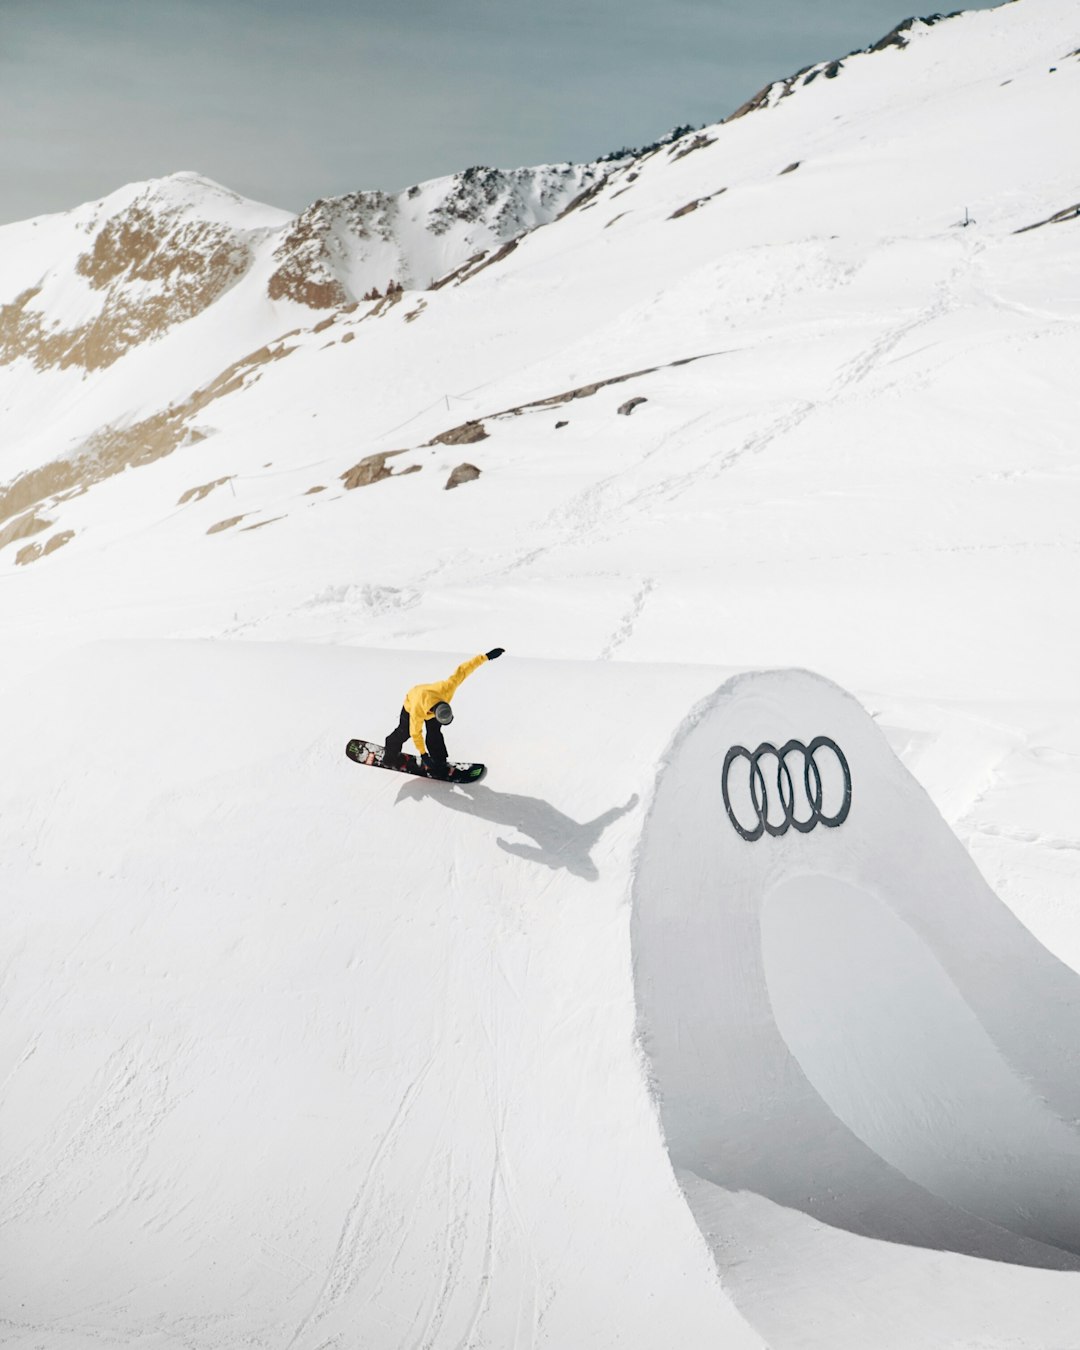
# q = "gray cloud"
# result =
<box><xmin>0</xmin><ymin>0</ymin><xmax>1003</xmax><ymax>224</ymax></box>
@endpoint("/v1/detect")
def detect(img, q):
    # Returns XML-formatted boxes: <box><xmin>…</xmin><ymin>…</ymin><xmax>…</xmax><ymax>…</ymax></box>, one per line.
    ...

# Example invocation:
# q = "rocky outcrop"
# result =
<box><xmin>340</xmin><ymin>451</ymin><xmax>420</xmax><ymax>489</ymax></box>
<box><xmin>869</xmin><ymin>13</ymin><xmax>962</xmax><ymax>53</ymax></box>
<box><xmin>1</xmin><ymin>184</ymin><xmax>255</xmax><ymax>372</ymax></box>
<box><xmin>267</xmin><ymin>192</ymin><xmax>394</xmax><ymax>309</ymax></box>
<box><xmin>445</xmin><ymin>463</ymin><xmax>481</xmax><ymax>490</ymax></box>
<box><xmin>266</xmin><ymin>163</ymin><xmax>615</xmax><ymax>310</ymax></box>
<box><xmin>1014</xmin><ymin>201</ymin><xmax>1080</xmax><ymax>234</ymax></box>
<box><xmin>0</xmin><ymin>338</ymin><xmax>296</xmax><ymax>547</ymax></box>
<box><xmin>427</xmin><ymin>420</ymin><xmax>488</xmax><ymax>447</ymax></box>
<box><xmin>16</xmin><ymin>530</ymin><xmax>74</xmax><ymax>566</ymax></box>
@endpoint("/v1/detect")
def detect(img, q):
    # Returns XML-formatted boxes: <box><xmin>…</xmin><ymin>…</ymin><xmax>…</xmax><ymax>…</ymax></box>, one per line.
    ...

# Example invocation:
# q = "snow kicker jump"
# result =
<box><xmin>633</xmin><ymin>668</ymin><xmax>1080</xmax><ymax>1273</ymax></box>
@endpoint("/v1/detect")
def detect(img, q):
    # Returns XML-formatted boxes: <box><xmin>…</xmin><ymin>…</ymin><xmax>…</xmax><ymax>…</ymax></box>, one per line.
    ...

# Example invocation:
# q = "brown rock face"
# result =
<box><xmin>340</xmin><ymin>451</ymin><xmax>421</xmax><ymax>489</ymax></box>
<box><xmin>16</xmin><ymin>530</ymin><xmax>75</xmax><ymax>566</ymax></box>
<box><xmin>0</xmin><ymin>339</ymin><xmax>295</xmax><ymax>550</ymax></box>
<box><xmin>427</xmin><ymin>420</ymin><xmax>489</xmax><ymax>447</ymax></box>
<box><xmin>207</xmin><ymin>515</ymin><xmax>247</xmax><ymax>535</ymax></box>
<box><xmin>266</xmin><ymin>192</ymin><xmax>393</xmax><ymax>310</ymax></box>
<box><xmin>0</xmin><ymin>197</ymin><xmax>252</xmax><ymax>372</ymax></box>
<box><xmin>178</xmin><ymin>477</ymin><xmax>233</xmax><ymax>505</ymax></box>
<box><xmin>267</xmin><ymin>251</ymin><xmax>348</xmax><ymax>310</ymax></box>
<box><xmin>0</xmin><ymin>510</ymin><xmax>51</xmax><ymax>553</ymax></box>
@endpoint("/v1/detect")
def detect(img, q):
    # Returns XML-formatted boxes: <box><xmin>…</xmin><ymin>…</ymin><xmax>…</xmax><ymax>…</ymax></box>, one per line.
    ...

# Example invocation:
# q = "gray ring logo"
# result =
<box><xmin>721</xmin><ymin>737</ymin><xmax>852</xmax><ymax>841</ymax></box>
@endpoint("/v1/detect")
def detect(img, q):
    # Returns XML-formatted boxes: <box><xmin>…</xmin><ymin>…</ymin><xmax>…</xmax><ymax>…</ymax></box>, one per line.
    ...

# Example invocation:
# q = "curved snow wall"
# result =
<box><xmin>631</xmin><ymin>669</ymin><xmax>1080</xmax><ymax>1271</ymax></box>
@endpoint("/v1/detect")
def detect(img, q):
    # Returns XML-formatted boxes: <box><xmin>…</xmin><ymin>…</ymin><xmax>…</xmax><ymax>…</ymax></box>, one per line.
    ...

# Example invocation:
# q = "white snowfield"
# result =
<box><xmin>3</xmin><ymin>646</ymin><xmax>1080</xmax><ymax>1348</ymax></box>
<box><xmin>3</xmin><ymin>0</ymin><xmax>1080</xmax><ymax>1343</ymax></box>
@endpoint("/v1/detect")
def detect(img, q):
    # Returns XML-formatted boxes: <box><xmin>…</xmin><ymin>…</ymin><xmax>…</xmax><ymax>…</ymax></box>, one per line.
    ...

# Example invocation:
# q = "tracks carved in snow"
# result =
<box><xmin>600</xmin><ymin>579</ymin><xmax>655</xmax><ymax>660</ymax></box>
<box><xmin>287</xmin><ymin>1055</ymin><xmax>436</xmax><ymax>1349</ymax></box>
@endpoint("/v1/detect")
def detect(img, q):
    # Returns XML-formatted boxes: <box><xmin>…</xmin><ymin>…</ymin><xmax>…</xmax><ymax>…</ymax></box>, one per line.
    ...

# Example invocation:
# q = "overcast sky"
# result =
<box><xmin>0</xmin><ymin>0</ymin><xmax>1003</xmax><ymax>225</ymax></box>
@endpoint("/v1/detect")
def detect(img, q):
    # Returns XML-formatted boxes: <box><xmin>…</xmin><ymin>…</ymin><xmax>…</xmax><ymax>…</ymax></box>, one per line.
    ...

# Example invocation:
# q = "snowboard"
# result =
<box><xmin>345</xmin><ymin>739</ymin><xmax>486</xmax><ymax>783</ymax></box>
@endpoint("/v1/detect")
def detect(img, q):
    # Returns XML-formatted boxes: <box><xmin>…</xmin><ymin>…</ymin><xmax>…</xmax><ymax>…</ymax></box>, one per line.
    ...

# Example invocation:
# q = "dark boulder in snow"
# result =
<box><xmin>445</xmin><ymin>463</ymin><xmax>481</xmax><ymax>490</ymax></box>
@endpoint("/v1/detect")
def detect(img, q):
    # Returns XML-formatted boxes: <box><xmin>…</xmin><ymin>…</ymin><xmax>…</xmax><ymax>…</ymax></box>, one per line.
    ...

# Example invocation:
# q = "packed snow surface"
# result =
<box><xmin>2</xmin><ymin>0</ymin><xmax>1080</xmax><ymax>1344</ymax></box>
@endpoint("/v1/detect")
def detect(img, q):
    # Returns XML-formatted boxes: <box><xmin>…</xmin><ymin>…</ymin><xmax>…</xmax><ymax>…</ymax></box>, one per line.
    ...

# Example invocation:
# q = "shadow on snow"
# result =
<box><xmin>395</xmin><ymin>780</ymin><xmax>639</xmax><ymax>881</ymax></box>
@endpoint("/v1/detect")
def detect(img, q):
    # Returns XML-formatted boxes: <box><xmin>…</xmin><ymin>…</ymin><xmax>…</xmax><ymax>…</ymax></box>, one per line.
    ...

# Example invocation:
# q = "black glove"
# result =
<box><xmin>485</xmin><ymin>647</ymin><xmax>505</xmax><ymax>660</ymax></box>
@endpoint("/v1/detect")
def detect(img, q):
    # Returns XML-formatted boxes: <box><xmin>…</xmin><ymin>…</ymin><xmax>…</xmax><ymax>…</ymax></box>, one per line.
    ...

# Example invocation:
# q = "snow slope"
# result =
<box><xmin>1</xmin><ymin>0</ymin><xmax>1077</xmax><ymax>698</ymax></box>
<box><xmin>2</xmin><ymin>0</ymin><xmax>1080</xmax><ymax>1344</ymax></box>
<box><xmin>4</xmin><ymin>647</ymin><xmax>1080</xmax><ymax>1347</ymax></box>
<box><xmin>0</xmin><ymin>643</ymin><xmax>758</xmax><ymax>1349</ymax></box>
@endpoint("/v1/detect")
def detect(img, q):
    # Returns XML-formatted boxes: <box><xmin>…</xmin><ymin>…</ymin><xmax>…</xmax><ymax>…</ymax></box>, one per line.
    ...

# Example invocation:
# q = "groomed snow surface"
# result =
<box><xmin>3</xmin><ymin>646</ymin><xmax>1080</xmax><ymax>1348</ymax></box>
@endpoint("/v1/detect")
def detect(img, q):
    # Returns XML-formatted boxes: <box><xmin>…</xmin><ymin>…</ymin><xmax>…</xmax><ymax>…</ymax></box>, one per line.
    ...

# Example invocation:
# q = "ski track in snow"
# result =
<box><xmin>287</xmin><ymin>1055</ymin><xmax>438</xmax><ymax>1349</ymax></box>
<box><xmin>970</xmin><ymin>823</ymin><xmax>1080</xmax><ymax>854</ymax></box>
<box><xmin>423</xmin><ymin>247</ymin><xmax>980</xmax><ymax>604</ymax></box>
<box><xmin>637</xmin><ymin>252</ymin><xmax>974</xmax><ymax>512</ymax></box>
<box><xmin>599</xmin><ymin>578</ymin><xmax>656</xmax><ymax>660</ymax></box>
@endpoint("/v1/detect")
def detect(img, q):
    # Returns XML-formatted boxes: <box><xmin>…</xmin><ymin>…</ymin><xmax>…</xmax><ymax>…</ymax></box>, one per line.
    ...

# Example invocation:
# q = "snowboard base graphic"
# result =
<box><xmin>345</xmin><ymin>739</ymin><xmax>486</xmax><ymax>783</ymax></box>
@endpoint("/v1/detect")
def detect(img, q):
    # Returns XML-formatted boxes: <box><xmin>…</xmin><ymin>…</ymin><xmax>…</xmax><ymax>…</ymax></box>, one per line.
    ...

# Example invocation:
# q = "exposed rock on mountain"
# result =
<box><xmin>444</xmin><ymin>462</ymin><xmax>481</xmax><ymax>489</ymax></box>
<box><xmin>266</xmin><ymin>162</ymin><xmax>615</xmax><ymax>309</ymax></box>
<box><xmin>340</xmin><ymin>449</ymin><xmax>422</xmax><ymax>488</ymax></box>
<box><xmin>0</xmin><ymin>175</ymin><xmax>279</xmax><ymax>372</ymax></box>
<box><xmin>0</xmin><ymin>0</ymin><xmax>1075</xmax><ymax>577</ymax></box>
<box><xmin>869</xmin><ymin>11</ymin><xmax>962</xmax><ymax>51</ymax></box>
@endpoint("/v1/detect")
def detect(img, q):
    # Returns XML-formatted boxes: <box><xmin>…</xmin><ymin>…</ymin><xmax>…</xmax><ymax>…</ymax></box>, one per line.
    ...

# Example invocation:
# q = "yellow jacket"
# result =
<box><xmin>404</xmin><ymin>653</ymin><xmax>488</xmax><ymax>754</ymax></box>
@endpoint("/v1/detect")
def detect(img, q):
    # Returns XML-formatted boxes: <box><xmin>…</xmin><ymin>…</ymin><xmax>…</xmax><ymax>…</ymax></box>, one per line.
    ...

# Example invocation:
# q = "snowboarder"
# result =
<box><xmin>382</xmin><ymin>649</ymin><xmax>504</xmax><ymax>775</ymax></box>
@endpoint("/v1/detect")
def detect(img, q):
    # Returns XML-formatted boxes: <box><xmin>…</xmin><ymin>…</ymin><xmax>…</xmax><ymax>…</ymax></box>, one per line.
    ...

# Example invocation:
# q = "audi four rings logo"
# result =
<box><xmin>721</xmin><ymin>737</ymin><xmax>852</xmax><ymax>841</ymax></box>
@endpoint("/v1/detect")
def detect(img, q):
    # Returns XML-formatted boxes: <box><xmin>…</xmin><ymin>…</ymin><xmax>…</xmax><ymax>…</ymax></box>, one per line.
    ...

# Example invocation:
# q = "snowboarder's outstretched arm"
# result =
<box><xmin>404</xmin><ymin>649</ymin><xmax>504</xmax><ymax>755</ymax></box>
<box><xmin>427</xmin><ymin>650</ymin><xmax>504</xmax><ymax>704</ymax></box>
<box><xmin>441</xmin><ymin>653</ymin><xmax>486</xmax><ymax>697</ymax></box>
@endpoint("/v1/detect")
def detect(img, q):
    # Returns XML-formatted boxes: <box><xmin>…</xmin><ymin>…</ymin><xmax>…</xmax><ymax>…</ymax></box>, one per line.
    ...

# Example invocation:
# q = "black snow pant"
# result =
<box><xmin>384</xmin><ymin>706</ymin><xmax>447</xmax><ymax>767</ymax></box>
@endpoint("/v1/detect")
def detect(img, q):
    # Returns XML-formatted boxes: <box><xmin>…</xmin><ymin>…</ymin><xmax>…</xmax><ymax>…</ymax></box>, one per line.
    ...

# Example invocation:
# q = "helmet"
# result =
<box><xmin>433</xmin><ymin>701</ymin><xmax>454</xmax><ymax>725</ymax></box>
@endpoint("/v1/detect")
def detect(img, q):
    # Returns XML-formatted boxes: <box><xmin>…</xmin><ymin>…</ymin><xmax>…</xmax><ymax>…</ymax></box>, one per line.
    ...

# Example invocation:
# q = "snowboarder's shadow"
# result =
<box><xmin>395</xmin><ymin>780</ymin><xmax>639</xmax><ymax>881</ymax></box>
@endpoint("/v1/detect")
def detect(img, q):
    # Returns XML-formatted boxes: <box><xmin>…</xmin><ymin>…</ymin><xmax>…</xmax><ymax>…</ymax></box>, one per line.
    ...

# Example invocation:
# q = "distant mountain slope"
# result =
<box><xmin>265</xmin><ymin>162</ymin><xmax>617</xmax><ymax>307</ymax></box>
<box><xmin>0</xmin><ymin>173</ymin><xmax>290</xmax><ymax>375</ymax></box>
<box><xmin>0</xmin><ymin>0</ymin><xmax>1077</xmax><ymax>597</ymax></box>
<box><xmin>0</xmin><ymin>161</ymin><xmax>616</xmax><ymax>381</ymax></box>
<box><xmin>0</xmin><ymin>158</ymin><xmax>621</xmax><ymax>555</ymax></box>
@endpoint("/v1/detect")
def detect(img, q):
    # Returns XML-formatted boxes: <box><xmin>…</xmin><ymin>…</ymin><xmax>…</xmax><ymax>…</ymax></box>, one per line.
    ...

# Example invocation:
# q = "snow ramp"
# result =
<box><xmin>633</xmin><ymin>668</ymin><xmax>1080</xmax><ymax>1274</ymax></box>
<box><xmin>2</xmin><ymin>644</ymin><xmax>1080</xmax><ymax>1348</ymax></box>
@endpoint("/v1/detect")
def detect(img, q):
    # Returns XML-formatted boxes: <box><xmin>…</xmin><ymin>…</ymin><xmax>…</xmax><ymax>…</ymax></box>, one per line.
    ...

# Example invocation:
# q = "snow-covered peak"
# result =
<box><xmin>73</xmin><ymin>171</ymin><xmax>293</xmax><ymax>236</ymax></box>
<box><xmin>266</xmin><ymin>161</ymin><xmax>617</xmax><ymax>308</ymax></box>
<box><xmin>0</xmin><ymin>172</ymin><xmax>291</xmax><ymax>375</ymax></box>
<box><xmin>1</xmin><ymin>0</ymin><xmax>1078</xmax><ymax>562</ymax></box>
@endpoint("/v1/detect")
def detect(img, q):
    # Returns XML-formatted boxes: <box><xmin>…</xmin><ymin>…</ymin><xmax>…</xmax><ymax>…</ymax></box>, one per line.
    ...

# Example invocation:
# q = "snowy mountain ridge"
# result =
<box><xmin>0</xmin><ymin>173</ymin><xmax>275</xmax><ymax>376</ymax></box>
<box><xmin>725</xmin><ymin>9</ymin><xmax>968</xmax><ymax>119</ymax></box>
<box><xmin>266</xmin><ymin>161</ymin><xmax>618</xmax><ymax>308</ymax></box>
<box><xmin>1</xmin><ymin>0</ymin><xmax>1075</xmax><ymax>585</ymax></box>
<box><xmin>0</xmin><ymin>159</ymin><xmax>616</xmax><ymax>382</ymax></box>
